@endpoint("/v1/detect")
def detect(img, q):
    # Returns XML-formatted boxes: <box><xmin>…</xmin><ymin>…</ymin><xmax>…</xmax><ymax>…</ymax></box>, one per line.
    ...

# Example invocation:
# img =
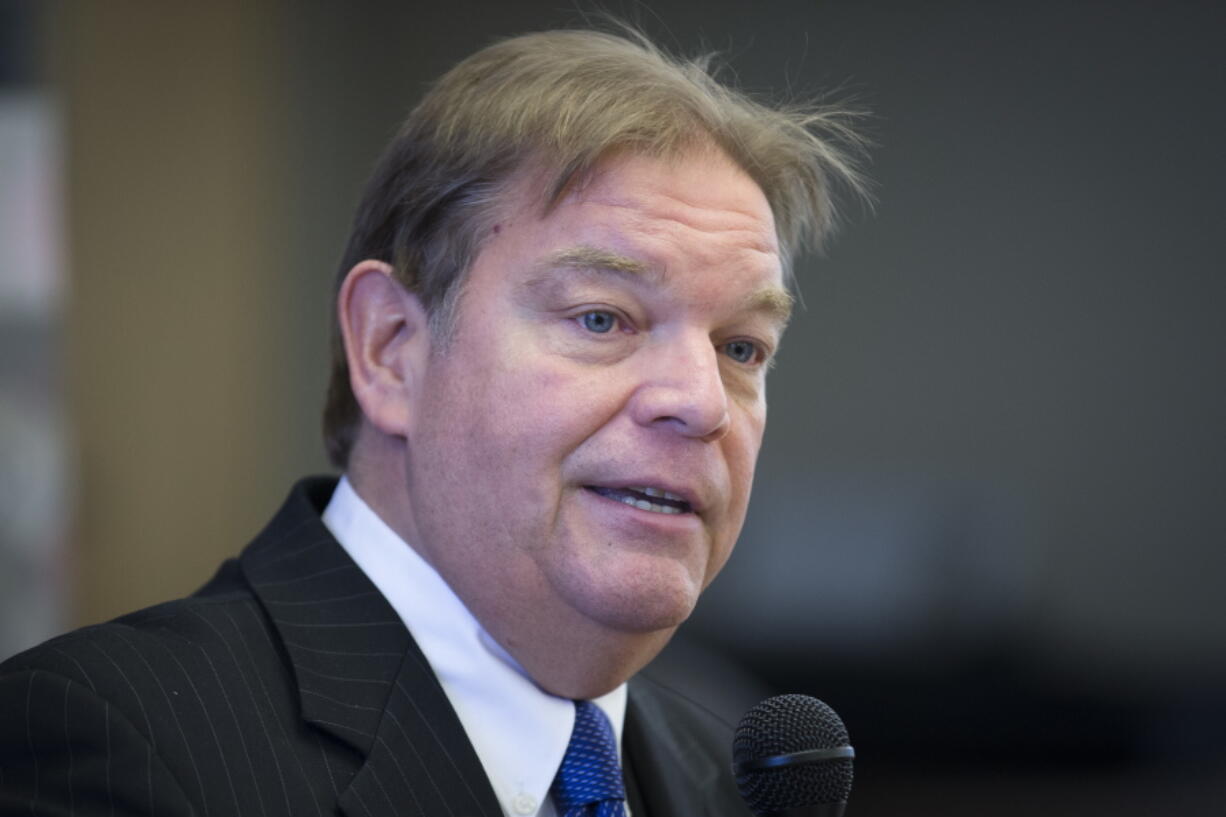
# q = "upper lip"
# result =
<box><xmin>583</xmin><ymin>478</ymin><xmax>706</xmax><ymax>513</ymax></box>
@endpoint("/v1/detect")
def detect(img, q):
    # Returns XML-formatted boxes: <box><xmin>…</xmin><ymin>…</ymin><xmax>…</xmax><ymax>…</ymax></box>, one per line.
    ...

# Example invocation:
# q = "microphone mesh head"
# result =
<box><xmin>733</xmin><ymin>694</ymin><xmax>854</xmax><ymax>816</ymax></box>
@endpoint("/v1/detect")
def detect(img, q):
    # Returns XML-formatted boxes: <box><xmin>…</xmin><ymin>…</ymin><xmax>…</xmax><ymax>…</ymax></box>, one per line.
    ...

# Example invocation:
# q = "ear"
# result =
<box><xmin>337</xmin><ymin>260</ymin><xmax>431</xmax><ymax>439</ymax></box>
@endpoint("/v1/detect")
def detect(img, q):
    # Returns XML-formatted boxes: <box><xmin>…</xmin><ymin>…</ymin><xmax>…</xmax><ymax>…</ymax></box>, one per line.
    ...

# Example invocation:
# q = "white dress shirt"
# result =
<box><xmin>322</xmin><ymin>476</ymin><xmax>629</xmax><ymax>817</ymax></box>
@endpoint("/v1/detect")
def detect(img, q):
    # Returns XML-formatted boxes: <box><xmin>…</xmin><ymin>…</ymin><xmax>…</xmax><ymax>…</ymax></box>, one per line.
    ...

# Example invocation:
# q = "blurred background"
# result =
<box><xmin>2</xmin><ymin>0</ymin><xmax>1223</xmax><ymax>814</ymax></box>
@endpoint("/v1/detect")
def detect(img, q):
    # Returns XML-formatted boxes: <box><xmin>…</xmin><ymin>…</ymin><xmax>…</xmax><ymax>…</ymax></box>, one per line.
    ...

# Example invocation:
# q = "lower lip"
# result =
<box><xmin>581</xmin><ymin>487</ymin><xmax>703</xmax><ymax>533</ymax></box>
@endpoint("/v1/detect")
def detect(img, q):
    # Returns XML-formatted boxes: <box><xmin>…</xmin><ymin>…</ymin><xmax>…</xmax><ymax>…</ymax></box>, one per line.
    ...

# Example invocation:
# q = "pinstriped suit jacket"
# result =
<box><xmin>0</xmin><ymin>478</ymin><xmax>750</xmax><ymax>816</ymax></box>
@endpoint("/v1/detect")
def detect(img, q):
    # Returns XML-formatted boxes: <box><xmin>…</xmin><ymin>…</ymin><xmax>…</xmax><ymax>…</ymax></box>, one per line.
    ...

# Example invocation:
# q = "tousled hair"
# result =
<box><xmin>323</xmin><ymin>27</ymin><xmax>869</xmax><ymax>467</ymax></box>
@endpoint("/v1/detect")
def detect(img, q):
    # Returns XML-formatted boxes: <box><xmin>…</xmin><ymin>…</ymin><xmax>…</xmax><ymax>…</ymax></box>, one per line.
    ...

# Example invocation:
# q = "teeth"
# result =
<box><xmin>634</xmin><ymin>486</ymin><xmax>685</xmax><ymax>502</ymax></box>
<box><xmin>588</xmin><ymin>485</ymin><xmax>690</xmax><ymax>514</ymax></box>
<box><xmin>618</xmin><ymin>494</ymin><xmax>683</xmax><ymax>515</ymax></box>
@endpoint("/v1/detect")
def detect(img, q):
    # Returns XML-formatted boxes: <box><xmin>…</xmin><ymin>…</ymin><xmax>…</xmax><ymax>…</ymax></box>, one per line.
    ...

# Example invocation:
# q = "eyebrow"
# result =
<box><xmin>542</xmin><ymin>245</ymin><xmax>656</xmax><ymax>281</ymax></box>
<box><xmin>536</xmin><ymin>243</ymin><xmax>794</xmax><ymax>329</ymax></box>
<box><xmin>744</xmin><ymin>286</ymin><xmax>795</xmax><ymax>330</ymax></box>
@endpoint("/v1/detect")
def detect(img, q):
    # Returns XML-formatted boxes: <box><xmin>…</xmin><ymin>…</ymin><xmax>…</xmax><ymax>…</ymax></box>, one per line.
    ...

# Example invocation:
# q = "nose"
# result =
<box><xmin>629</xmin><ymin>334</ymin><xmax>731</xmax><ymax>442</ymax></box>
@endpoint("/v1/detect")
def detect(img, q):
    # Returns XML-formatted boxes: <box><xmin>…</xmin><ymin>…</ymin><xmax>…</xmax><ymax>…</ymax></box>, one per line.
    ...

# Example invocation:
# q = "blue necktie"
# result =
<box><xmin>550</xmin><ymin>700</ymin><xmax>627</xmax><ymax>817</ymax></box>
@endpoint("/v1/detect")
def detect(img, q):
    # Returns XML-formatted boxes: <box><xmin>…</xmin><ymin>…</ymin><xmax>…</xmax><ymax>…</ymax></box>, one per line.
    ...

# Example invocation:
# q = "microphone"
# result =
<box><xmin>732</xmin><ymin>694</ymin><xmax>855</xmax><ymax>817</ymax></box>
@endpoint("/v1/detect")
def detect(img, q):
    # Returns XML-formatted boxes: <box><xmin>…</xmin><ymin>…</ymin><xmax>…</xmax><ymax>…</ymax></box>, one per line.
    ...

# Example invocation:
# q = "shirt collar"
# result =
<box><xmin>322</xmin><ymin>476</ymin><xmax>627</xmax><ymax>817</ymax></box>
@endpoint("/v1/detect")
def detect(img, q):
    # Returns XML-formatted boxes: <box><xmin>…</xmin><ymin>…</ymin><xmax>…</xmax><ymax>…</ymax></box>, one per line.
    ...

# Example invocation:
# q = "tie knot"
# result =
<box><xmin>551</xmin><ymin>700</ymin><xmax>626</xmax><ymax>817</ymax></box>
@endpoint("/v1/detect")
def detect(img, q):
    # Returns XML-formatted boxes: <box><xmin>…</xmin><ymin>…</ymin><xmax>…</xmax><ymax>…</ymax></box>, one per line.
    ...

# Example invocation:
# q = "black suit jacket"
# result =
<box><xmin>0</xmin><ymin>478</ymin><xmax>750</xmax><ymax>816</ymax></box>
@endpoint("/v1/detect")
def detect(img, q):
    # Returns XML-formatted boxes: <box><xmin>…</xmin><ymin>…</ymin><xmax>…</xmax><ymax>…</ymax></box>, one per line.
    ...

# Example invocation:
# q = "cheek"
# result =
<box><xmin>512</xmin><ymin>356</ymin><xmax>623</xmax><ymax>433</ymax></box>
<box><xmin>471</xmin><ymin>364</ymin><xmax>606</xmax><ymax>502</ymax></box>
<box><xmin>729</xmin><ymin>412</ymin><xmax>766</xmax><ymax>485</ymax></box>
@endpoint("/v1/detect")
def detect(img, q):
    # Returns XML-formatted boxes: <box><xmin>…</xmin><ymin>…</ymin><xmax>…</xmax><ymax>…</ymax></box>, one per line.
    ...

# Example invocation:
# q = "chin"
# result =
<box><xmin>566</xmin><ymin>568</ymin><xmax>703</xmax><ymax>635</ymax></box>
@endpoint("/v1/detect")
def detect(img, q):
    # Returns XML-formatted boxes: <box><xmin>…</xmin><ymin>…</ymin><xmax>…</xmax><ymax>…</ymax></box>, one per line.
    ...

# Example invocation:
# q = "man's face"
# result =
<box><xmin>403</xmin><ymin>148</ymin><xmax>789</xmax><ymax>643</ymax></box>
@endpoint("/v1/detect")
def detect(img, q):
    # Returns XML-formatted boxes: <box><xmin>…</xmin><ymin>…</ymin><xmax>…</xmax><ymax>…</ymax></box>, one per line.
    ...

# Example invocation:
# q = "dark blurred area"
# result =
<box><xmin>3</xmin><ymin>1</ymin><xmax>1224</xmax><ymax>814</ymax></box>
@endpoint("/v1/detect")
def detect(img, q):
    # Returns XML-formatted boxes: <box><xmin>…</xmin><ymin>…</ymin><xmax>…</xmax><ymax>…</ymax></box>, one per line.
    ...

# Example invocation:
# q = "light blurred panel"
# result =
<box><xmin>0</xmin><ymin>91</ymin><xmax>68</xmax><ymax>657</ymax></box>
<box><xmin>51</xmin><ymin>1</ymin><xmax>305</xmax><ymax>625</ymax></box>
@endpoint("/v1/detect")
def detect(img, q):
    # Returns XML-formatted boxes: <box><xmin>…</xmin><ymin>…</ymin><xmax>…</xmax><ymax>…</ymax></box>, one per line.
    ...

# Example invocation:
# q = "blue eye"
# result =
<box><xmin>723</xmin><ymin>340</ymin><xmax>759</xmax><ymax>364</ymax></box>
<box><xmin>580</xmin><ymin>310</ymin><xmax>617</xmax><ymax>333</ymax></box>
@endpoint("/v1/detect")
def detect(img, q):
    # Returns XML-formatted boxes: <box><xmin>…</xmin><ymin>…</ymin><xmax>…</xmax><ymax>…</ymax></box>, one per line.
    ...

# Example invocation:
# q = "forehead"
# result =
<box><xmin>498</xmin><ymin>149</ymin><xmax>782</xmax><ymax>282</ymax></box>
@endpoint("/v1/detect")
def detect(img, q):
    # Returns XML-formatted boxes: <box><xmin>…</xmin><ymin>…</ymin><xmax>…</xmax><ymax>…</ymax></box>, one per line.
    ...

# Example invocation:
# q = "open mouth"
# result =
<box><xmin>585</xmin><ymin>485</ymin><xmax>693</xmax><ymax>515</ymax></box>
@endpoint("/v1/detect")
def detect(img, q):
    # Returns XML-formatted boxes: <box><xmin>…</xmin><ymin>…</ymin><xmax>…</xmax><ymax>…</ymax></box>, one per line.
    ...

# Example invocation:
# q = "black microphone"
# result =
<box><xmin>732</xmin><ymin>694</ymin><xmax>855</xmax><ymax>817</ymax></box>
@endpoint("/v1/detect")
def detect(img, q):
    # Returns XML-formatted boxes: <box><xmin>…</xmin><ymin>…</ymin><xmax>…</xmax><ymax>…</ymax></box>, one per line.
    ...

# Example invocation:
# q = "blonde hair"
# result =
<box><xmin>323</xmin><ymin>27</ymin><xmax>869</xmax><ymax>467</ymax></box>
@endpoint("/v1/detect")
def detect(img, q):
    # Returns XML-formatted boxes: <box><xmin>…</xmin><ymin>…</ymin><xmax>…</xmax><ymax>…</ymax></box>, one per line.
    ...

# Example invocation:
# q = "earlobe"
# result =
<box><xmin>337</xmin><ymin>260</ymin><xmax>431</xmax><ymax>439</ymax></box>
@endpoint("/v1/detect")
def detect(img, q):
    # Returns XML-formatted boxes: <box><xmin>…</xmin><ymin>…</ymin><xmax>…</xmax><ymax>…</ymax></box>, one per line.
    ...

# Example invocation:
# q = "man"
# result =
<box><xmin>0</xmin><ymin>27</ymin><xmax>864</xmax><ymax>816</ymax></box>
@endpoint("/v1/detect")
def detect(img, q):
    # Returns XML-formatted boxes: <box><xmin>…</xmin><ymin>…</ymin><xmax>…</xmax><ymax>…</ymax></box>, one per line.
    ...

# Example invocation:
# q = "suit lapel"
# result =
<box><xmin>625</xmin><ymin>677</ymin><xmax>746</xmax><ymax>817</ymax></box>
<box><xmin>240</xmin><ymin>478</ymin><xmax>502</xmax><ymax>817</ymax></box>
<box><xmin>337</xmin><ymin>646</ymin><xmax>504</xmax><ymax>817</ymax></box>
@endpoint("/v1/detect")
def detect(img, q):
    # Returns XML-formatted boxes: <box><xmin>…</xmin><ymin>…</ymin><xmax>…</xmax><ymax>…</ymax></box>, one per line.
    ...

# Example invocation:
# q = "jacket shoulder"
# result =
<box><xmin>631</xmin><ymin>671</ymin><xmax>738</xmax><ymax>750</ymax></box>
<box><xmin>0</xmin><ymin>559</ymin><xmax>302</xmax><ymax>816</ymax></box>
